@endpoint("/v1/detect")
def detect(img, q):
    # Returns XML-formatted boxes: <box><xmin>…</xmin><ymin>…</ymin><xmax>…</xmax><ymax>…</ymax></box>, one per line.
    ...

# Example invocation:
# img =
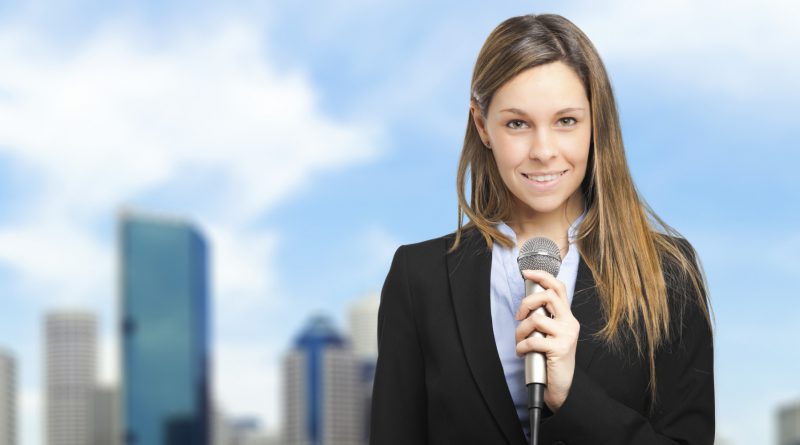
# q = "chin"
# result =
<box><xmin>515</xmin><ymin>196</ymin><xmax>569</xmax><ymax>215</ymax></box>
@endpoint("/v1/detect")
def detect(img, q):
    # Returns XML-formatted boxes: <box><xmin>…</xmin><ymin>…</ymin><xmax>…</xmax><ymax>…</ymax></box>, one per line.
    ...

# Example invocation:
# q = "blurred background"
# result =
<box><xmin>0</xmin><ymin>0</ymin><xmax>798</xmax><ymax>444</ymax></box>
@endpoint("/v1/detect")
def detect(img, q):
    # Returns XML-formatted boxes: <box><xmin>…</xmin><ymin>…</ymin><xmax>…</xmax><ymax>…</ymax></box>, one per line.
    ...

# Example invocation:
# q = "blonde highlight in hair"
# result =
<box><xmin>452</xmin><ymin>14</ymin><xmax>711</xmax><ymax>407</ymax></box>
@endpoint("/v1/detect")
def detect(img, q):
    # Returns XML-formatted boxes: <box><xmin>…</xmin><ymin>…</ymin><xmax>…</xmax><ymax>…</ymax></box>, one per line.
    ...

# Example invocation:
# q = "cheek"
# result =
<box><xmin>563</xmin><ymin>132</ymin><xmax>591</xmax><ymax>168</ymax></box>
<box><xmin>488</xmin><ymin>148</ymin><xmax>522</xmax><ymax>191</ymax></box>
<box><xmin>490</xmin><ymin>136</ymin><xmax>528</xmax><ymax>168</ymax></box>
<box><xmin>491</xmin><ymin>150</ymin><xmax>514</xmax><ymax>171</ymax></box>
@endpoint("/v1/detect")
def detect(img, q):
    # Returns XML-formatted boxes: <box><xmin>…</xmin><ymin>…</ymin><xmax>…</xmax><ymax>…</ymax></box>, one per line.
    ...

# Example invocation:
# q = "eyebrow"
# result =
<box><xmin>499</xmin><ymin>107</ymin><xmax>585</xmax><ymax>115</ymax></box>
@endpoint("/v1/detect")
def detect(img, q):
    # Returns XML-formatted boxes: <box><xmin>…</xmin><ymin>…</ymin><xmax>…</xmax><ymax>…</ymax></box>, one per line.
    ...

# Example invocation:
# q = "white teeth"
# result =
<box><xmin>526</xmin><ymin>172</ymin><xmax>562</xmax><ymax>182</ymax></box>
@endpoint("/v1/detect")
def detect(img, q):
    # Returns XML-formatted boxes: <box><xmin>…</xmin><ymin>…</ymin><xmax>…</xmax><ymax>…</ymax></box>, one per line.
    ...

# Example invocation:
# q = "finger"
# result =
<box><xmin>515</xmin><ymin>290</ymin><xmax>558</xmax><ymax>321</ymax></box>
<box><xmin>515</xmin><ymin>335</ymin><xmax>554</xmax><ymax>357</ymax></box>
<box><xmin>521</xmin><ymin>269</ymin><xmax>568</xmax><ymax>303</ymax></box>
<box><xmin>515</xmin><ymin>280</ymin><xmax>572</xmax><ymax>320</ymax></box>
<box><xmin>515</xmin><ymin>312</ymin><xmax>559</xmax><ymax>343</ymax></box>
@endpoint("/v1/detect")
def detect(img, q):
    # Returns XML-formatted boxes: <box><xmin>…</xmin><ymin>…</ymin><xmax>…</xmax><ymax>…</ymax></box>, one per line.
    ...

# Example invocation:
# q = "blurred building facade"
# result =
<box><xmin>120</xmin><ymin>213</ymin><xmax>210</xmax><ymax>445</ymax></box>
<box><xmin>284</xmin><ymin>316</ymin><xmax>361</xmax><ymax>445</ymax></box>
<box><xmin>44</xmin><ymin>311</ymin><xmax>97</xmax><ymax>445</ymax></box>
<box><xmin>347</xmin><ymin>294</ymin><xmax>379</xmax><ymax>443</ymax></box>
<box><xmin>779</xmin><ymin>400</ymin><xmax>800</xmax><ymax>445</ymax></box>
<box><xmin>0</xmin><ymin>348</ymin><xmax>15</xmax><ymax>445</ymax></box>
<box><xmin>347</xmin><ymin>294</ymin><xmax>379</xmax><ymax>361</ymax></box>
<box><xmin>214</xmin><ymin>411</ymin><xmax>281</xmax><ymax>445</ymax></box>
<box><xmin>93</xmin><ymin>385</ymin><xmax>120</xmax><ymax>445</ymax></box>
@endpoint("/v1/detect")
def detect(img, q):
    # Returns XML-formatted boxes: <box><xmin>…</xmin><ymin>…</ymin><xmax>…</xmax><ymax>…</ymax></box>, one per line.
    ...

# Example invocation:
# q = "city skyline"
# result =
<box><xmin>1</xmin><ymin>1</ymin><xmax>799</xmax><ymax>445</ymax></box>
<box><xmin>0</xmin><ymin>210</ymin><xmax>378</xmax><ymax>444</ymax></box>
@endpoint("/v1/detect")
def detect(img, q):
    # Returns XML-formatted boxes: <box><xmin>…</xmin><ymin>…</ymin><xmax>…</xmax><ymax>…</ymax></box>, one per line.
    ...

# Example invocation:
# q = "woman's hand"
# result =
<box><xmin>514</xmin><ymin>269</ymin><xmax>580</xmax><ymax>412</ymax></box>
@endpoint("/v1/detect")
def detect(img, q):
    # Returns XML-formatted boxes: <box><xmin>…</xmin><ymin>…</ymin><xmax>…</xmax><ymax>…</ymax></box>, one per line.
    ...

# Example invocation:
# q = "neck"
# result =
<box><xmin>507</xmin><ymin>195</ymin><xmax>584</xmax><ymax>253</ymax></box>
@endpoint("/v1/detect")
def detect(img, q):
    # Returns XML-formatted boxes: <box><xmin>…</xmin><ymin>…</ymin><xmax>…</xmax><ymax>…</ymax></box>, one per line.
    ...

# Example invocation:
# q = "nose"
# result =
<box><xmin>528</xmin><ymin>129</ymin><xmax>557</xmax><ymax>161</ymax></box>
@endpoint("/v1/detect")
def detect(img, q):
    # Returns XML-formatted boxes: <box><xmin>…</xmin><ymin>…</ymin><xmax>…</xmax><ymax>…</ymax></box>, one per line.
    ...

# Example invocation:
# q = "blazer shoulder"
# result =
<box><xmin>653</xmin><ymin>233</ymin><xmax>699</xmax><ymax>265</ymax></box>
<box><xmin>402</xmin><ymin>233</ymin><xmax>453</xmax><ymax>255</ymax></box>
<box><xmin>652</xmin><ymin>234</ymin><xmax>703</xmax><ymax>291</ymax></box>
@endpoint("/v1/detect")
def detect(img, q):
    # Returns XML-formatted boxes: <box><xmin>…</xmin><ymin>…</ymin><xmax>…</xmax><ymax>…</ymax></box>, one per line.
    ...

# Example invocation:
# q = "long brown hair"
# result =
<box><xmin>451</xmin><ymin>14</ymin><xmax>711</xmax><ymax>405</ymax></box>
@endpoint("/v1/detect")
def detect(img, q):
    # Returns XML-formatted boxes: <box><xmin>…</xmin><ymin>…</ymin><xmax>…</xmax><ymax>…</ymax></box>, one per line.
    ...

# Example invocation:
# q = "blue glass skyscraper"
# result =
<box><xmin>120</xmin><ymin>213</ymin><xmax>210</xmax><ymax>445</ymax></box>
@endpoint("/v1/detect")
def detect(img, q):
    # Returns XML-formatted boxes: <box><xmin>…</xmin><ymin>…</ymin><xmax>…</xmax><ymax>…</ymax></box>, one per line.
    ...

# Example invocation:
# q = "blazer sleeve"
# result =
<box><xmin>370</xmin><ymin>246</ymin><xmax>429</xmax><ymax>444</ymax></box>
<box><xmin>540</xmin><ymin>255</ymin><xmax>715</xmax><ymax>444</ymax></box>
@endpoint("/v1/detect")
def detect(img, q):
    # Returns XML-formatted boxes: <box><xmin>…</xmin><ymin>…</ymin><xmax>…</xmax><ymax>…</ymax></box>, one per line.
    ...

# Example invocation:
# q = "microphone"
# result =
<box><xmin>517</xmin><ymin>237</ymin><xmax>562</xmax><ymax>445</ymax></box>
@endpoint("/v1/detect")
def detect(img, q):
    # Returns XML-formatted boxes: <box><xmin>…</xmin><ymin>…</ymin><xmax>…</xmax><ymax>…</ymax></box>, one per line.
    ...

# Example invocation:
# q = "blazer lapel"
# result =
<box><xmin>447</xmin><ymin>230</ymin><xmax>527</xmax><ymax>445</ymax></box>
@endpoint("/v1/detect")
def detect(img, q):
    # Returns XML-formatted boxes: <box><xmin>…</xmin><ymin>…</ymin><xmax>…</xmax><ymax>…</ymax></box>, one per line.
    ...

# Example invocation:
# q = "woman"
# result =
<box><xmin>370</xmin><ymin>13</ymin><xmax>714</xmax><ymax>445</ymax></box>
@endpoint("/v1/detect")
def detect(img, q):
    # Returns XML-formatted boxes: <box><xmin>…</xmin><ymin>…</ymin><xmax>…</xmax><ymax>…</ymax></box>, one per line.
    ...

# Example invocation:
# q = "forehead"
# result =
<box><xmin>489</xmin><ymin>61</ymin><xmax>588</xmax><ymax>114</ymax></box>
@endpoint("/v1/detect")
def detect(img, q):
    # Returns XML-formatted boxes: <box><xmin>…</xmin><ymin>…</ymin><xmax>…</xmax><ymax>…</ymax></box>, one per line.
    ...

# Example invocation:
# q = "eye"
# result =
<box><xmin>506</xmin><ymin>119</ymin><xmax>528</xmax><ymax>130</ymax></box>
<box><xmin>557</xmin><ymin>117</ymin><xmax>577</xmax><ymax>126</ymax></box>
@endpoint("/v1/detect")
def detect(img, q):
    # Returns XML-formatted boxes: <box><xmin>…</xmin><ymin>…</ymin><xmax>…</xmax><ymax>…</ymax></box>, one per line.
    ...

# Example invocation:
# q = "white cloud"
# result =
<box><xmin>207</xmin><ymin>223</ymin><xmax>286</xmax><ymax>337</ymax></box>
<box><xmin>98</xmin><ymin>333</ymin><xmax>118</xmax><ymax>386</ymax></box>
<box><xmin>214</xmin><ymin>341</ymin><xmax>282</xmax><ymax>432</ymax></box>
<box><xmin>0</xmin><ymin>20</ymin><xmax>381</xmax><ymax>225</ymax></box>
<box><xmin>0</xmin><ymin>222</ymin><xmax>112</xmax><ymax>305</ymax></box>
<box><xmin>20</xmin><ymin>387</ymin><xmax>41</xmax><ymax>445</ymax></box>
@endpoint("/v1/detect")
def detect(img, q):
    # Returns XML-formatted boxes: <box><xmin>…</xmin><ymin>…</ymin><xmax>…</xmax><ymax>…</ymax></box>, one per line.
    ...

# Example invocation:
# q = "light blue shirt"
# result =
<box><xmin>489</xmin><ymin>212</ymin><xmax>585</xmax><ymax>438</ymax></box>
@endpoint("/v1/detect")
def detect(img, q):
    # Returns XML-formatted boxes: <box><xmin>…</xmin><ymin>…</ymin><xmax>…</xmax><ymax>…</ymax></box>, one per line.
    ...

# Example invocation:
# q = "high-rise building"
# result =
<box><xmin>120</xmin><ymin>212</ymin><xmax>210</xmax><ymax>445</ymax></box>
<box><xmin>44</xmin><ymin>311</ymin><xmax>97</xmax><ymax>445</ymax></box>
<box><xmin>94</xmin><ymin>385</ymin><xmax>120</xmax><ymax>445</ymax></box>
<box><xmin>213</xmin><ymin>404</ymin><xmax>229</xmax><ymax>445</ymax></box>
<box><xmin>238</xmin><ymin>432</ymin><xmax>281</xmax><ymax>445</ymax></box>
<box><xmin>347</xmin><ymin>294</ymin><xmax>379</xmax><ymax>362</ymax></box>
<box><xmin>779</xmin><ymin>400</ymin><xmax>800</xmax><ymax>445</ymax></box>
<box><xmin>284</xmin><ymin>315</ymin><xmax>361</xmax><ymax>445</ymax></box>
<box><xmin>0</xmin><ymin>348</ymin><xmax>15</xmax><ymax>445</ymax></box>
<box><xmin>347</xmin><ymin>293</ymin><xmax>379</xmax><ymax>443</ymax></box>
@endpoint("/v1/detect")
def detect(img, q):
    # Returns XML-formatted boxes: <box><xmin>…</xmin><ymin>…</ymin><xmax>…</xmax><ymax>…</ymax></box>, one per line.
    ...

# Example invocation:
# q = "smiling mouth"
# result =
<box><xmin>522</xmin><ymin>170</ymin><xmax>567</xmax><ymax>182</ymax></box>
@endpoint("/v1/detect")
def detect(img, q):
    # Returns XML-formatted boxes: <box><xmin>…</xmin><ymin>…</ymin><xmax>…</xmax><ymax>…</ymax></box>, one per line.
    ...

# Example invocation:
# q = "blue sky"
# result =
<box><xmin>0</xmin><ymin>1</ymin><xmax>798</xmax><ymax>444</ymax></box>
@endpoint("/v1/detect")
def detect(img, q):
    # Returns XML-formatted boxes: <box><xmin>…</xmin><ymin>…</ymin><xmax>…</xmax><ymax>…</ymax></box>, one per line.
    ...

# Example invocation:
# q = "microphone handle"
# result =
<box><xmin>524</xmin><ymin>279</ymin><xmax>549</xmax><ymax>445</ymax></box>
<box><xmin>524</xmin><ymin>280</ymin><xmax>548</xmax><ymax>385</ymax></box>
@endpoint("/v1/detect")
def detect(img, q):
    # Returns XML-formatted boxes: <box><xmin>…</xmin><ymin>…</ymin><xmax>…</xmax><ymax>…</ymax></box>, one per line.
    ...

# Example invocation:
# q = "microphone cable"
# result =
<box><xmin>528</xmin><ymin>382</ymin><xmax>545</xmax><ymax>445</ymax></box>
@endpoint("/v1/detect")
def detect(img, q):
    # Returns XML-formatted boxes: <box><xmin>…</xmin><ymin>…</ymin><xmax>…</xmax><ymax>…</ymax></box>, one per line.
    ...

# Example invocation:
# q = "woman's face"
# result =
<box><xmin>472</xmin><ymin>61</ymin><xmax>591</xmax><ymax>221</ymax></box>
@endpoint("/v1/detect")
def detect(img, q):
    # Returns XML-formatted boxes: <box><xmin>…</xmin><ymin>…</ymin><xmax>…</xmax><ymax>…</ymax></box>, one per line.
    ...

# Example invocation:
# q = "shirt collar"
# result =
<box><xmin>496</xmin><ymin>208</ymin><xmax>587</xmax><ymax>248</ymax></box>
<box><xmin>567</xmin><ymin>210</ymin><xmax>586</xmax><ymax>244</ymax></box>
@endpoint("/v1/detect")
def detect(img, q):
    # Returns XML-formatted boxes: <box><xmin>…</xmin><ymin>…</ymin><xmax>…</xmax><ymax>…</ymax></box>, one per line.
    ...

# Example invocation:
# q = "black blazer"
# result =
<box><xmin>370</xmin><ymin>228</ymin><xmax>714</xmax><ymax>445</ymax></box>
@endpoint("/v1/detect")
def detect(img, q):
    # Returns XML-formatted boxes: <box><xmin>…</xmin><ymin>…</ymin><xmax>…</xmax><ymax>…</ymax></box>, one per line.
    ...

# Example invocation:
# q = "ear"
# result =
<box><xmin>470</xmin><ymin>102</ymin><xmax>491</xmax><ymax>148</ymax></box>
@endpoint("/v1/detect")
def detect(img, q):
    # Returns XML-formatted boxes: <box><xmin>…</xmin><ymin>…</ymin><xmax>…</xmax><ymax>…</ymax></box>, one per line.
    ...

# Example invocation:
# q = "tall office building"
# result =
<box><xmin>0</xmin><ymin>348</ymin><xmax>15</xmax><ymax>445</ymax></box>
<box><xmin>94</xmin><ymin>385</ymin><xmax>120</xmax><ymax>445</ymax></box>
<box><xmin>213</xmin><ymin>404</ymin><xmax>229</xmax><ymax>445</ymax></box>
<box><xmin>347</xmin><ymin>294</ymin><xmax>379</xmax><ymax>362</ymax></box>
<box><xmin>779</xmin><ymin>400</ymin><xmax>800</xmax><ymax>445</ymax></box>
<box><xmin>44</xmin><ymin>311</ymin><xmax>97</xmax><ymax>445</ymax></box>
<box><xmin>120</xmin><ymin>212</ymin><xmax>210</xmax><ymax>445</ymax></box>
<box><xmin>284</xmin><ymin>316</ymin><xmax>361</xmax><ymax>445</ymax></box>
<box><xmin>347</xmin><ymin>294</ymin><xmax>379</xmax><ymax>443</ymax></box>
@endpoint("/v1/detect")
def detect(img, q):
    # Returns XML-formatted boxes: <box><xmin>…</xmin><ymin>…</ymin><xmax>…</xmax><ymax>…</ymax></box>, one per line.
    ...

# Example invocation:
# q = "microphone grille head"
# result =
<box><xmin>517</xmin><ymin>237</ymin><xmax>562</xmax><ymax>277</ymax></box>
